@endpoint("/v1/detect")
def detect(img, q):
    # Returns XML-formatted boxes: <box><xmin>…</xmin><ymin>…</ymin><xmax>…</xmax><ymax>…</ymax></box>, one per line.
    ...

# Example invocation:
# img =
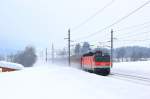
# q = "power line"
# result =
<box><xmin>115</xmin><ymin>24</ymin><xmax>150</xmax><ymax>37</ymax></box>
<box><xmin>71</xmin><ymin>0</ymin><xmax>115</xmax><ymax>31</ymax></box>
<box><xmin>116</xmin><ymin>30</ymin><xmax>150</xmax><ymax>40</ymax></box>
<box><xmin>115</xmin><ymin>21</ymin><xmax>150</xmax><ymax>32</ymax></box>
<box><xmin>72</xmin><ymin>36</ymin><xmax>110</xmax><ymax>43</ymax></box>
<box><xmin>115</xmin><ymin>39</ymin><xmax>150</xmax><ymax>42</ymax></box>
<box><xmin>73</xmin><ymin>0</ymin><xmax>150</xmax><ymax>41</ymax></box>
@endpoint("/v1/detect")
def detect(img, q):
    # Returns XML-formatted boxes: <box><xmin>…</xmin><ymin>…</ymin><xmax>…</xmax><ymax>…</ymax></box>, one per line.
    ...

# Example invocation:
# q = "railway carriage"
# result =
<box><xmin>81</xmin><ymin>51</ymin><xmax>111</xmax><ymax>76</ymax></box>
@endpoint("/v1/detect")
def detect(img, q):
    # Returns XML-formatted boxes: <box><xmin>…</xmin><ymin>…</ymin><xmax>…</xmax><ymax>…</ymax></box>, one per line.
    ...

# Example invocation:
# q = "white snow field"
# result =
<box><xmin>112</xmin><ymin>61</ymin><xmax>150</xmax><ymax>78</ymax></box>
<box><xmin>0</xmin><ymin>61</ymin><xmax>150</xmax><ymax>99</ymax></box>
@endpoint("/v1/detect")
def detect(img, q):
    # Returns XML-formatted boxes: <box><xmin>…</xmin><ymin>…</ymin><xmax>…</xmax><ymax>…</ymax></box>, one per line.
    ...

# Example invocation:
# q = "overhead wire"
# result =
<box><xmin>114</xmin><ymin>39</ymin><xmax>150</xmax><ymax>45</ymax></box>
<box><xmin>114</xmin><ymin>21</ymin><xmax>150</xmax><ymax>32</ymax></box>
<box><xmin>71</xmin><ymin>0</ymin><xmax>115</xmax><ymax>31</ymax></box>
<box><xmin>115</xmin><ymin>24</ymin><xmax>150</xmax><ymax>37</ymax></box>
<box><xmin>73</xmin><ymin>0</ymin><xmax>150</xmax><ymax>41</ymax></box>
<box><xmin>118</xmin><ymin>38</ymin><xmax>150</xmax><ymax>43</ymax></box>
<box><xmin>119</xmin><ymin>30</ymin><xmax>150</xmax><ymax>39</ymax></box>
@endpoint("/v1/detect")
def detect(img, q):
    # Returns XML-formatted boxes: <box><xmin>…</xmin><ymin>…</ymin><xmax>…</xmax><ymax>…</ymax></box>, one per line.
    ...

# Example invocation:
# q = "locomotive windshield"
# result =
<box><xmin>94</xmin><ymin>51</ymin><xmax>110</xmax><ymax>62</ymax></box>
<box><xmin>95</xmin><ymin>51</ymin><xmax>102</xmax><ymax>57</ymax></box>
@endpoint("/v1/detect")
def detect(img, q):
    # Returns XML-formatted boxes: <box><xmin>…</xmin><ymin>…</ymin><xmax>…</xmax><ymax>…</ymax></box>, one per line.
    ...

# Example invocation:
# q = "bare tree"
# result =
<box><xmin>0</xmin><ymin>55</ymin><xmax>4</xmax><ymax>61</ymax></box>
<box><xmin>81</xmin><ymin>42</ymin><xmax>91</xmax><ymax>55</ymax></box>
<box><xmin>74</xmin><ymin>43</ymin><xmax>81</xmax><ymax>56</ymax></box>
<box><xmin>13</xmin><ymin>46</ymin><xmax>37</xmax><ymax>67</ymax></box>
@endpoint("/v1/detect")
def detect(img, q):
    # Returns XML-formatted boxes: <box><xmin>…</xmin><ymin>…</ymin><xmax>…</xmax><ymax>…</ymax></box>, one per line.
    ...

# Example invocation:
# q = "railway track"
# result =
<box><xmin>110</xmin><ymin>72</ymin><xmax>150</xmax><ymax>86</ymax></box>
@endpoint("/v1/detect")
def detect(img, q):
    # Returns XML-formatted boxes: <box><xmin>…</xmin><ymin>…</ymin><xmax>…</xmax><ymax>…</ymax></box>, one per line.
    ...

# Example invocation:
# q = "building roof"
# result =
<box><xmin>0</xmin><ymin>61</ymin><xmax>24</xmax><ymax>70</ymax></box>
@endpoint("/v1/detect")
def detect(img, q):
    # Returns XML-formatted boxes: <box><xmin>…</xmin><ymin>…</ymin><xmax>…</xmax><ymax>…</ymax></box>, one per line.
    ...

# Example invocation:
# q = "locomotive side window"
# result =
<box><xmin>94</xmin><ymin>51</ymin><xmax>110</xmax><ymax>62</ymax></box>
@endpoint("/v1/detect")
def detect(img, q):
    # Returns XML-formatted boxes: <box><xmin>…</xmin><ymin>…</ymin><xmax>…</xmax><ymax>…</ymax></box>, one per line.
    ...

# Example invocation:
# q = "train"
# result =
<box><xmin>80</xmin><ymin>51</ymin><xmax>112</xmax><ymax>76</ymax></box>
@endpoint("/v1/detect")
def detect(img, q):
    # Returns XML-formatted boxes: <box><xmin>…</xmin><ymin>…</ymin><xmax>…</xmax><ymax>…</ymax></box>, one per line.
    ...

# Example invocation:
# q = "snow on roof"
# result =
<box><xmin>0</xmin><ymin>61</ymin><xmax>24</xmax><ymax>70</ymax></box>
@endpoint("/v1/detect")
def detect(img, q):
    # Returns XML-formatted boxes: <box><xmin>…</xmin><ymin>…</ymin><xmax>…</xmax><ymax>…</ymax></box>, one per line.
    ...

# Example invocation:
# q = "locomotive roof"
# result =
<box><xmin>83</xmin><ymin>52</ymin><xmax>94</xmax><ymax>56</ymax></box>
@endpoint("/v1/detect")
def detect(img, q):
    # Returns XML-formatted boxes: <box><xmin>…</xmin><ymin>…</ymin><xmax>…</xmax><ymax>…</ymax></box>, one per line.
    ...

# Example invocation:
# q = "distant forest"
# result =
<box><xmin>114</xmin><ymin>46</ymin><xmax>150</xmax><ymax>62</ymax></box>
<box><xmin>72</xmin><ymin>42</ymin><xmax>150</xmax><ymax>62</ymax></box>
<box><xmin>1</xmin><ymin>43</ymin><xmax>150</xmax><ymax>64</ymax></box>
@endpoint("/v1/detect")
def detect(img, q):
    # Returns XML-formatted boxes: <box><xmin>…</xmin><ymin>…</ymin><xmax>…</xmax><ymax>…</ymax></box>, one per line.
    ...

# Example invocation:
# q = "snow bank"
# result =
<box><xmin>0</xmin><ymin>61</ymin><xmax>24</xmax><ymax>70</ymax></box>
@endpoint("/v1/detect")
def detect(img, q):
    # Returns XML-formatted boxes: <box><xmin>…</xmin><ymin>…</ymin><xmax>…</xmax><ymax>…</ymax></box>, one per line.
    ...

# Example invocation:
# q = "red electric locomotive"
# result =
<box><xmin>81</xmin><ymin>51</ymin><xmax>111</xmax><ymax>76</ymax></box>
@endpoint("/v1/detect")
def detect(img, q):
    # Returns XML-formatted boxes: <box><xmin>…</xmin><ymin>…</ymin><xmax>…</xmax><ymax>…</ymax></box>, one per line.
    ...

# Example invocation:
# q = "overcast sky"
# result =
<box><xmin>0</xmin><ymin>0</ymin><xmax>150</xmax><ymax>53</ymax></box>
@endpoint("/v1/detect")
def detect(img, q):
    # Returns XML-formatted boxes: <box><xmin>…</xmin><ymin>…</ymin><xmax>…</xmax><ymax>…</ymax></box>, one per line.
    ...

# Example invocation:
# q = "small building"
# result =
<box><xmin>0</xmin><ymin>61</ymin><xmax>24</xmax><ymax>72</ymax></box>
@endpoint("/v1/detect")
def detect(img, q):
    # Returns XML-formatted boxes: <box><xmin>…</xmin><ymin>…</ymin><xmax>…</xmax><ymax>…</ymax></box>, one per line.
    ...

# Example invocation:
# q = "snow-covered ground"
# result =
<box><xmin>0</xmin><ymin>61</ymin><xmax>150</xmax><ymax>99</ymax></box>
<box><xmin>112</xmin><ymin>61</ymin><xmax>150</xmax><ymax>78</ymax></box>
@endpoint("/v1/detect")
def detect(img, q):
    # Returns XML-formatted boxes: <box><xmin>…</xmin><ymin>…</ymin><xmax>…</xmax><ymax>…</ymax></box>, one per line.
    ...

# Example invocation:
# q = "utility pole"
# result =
<box><xmin>68</xmin><ymin>29</ymin><xmax>71</xmax><ymax>66</ymax></box>
<box><xmin>64</xmin><ymin>29</ymin><xmax>71</xmax><ymax>66</ymax></box>
<box><xmin>52</xmin><ymin>43</ymin><xmax>54</xmax><ymax>63</ymax></box>
<box><xmin>45</xmin><ymin>48</ymin><xmax>48</xmax><ymax>62</ymax></box>
<box><xmin>111</xmin><ymin>29</ymin><xmax>113</xmax><ymax>67</ymax></box>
